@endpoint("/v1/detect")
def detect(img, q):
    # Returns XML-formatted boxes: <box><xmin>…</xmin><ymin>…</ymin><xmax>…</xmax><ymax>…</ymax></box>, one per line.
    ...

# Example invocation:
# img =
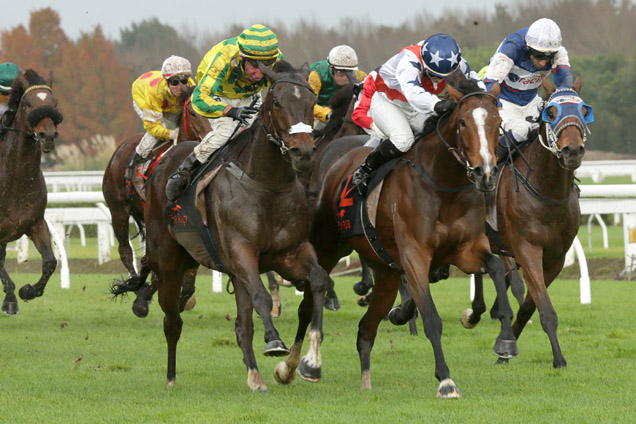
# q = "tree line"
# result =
<box><xmin>1</xmin><ymin>0</ymin><xmax>634</xmax><ymax>168</ymax></box>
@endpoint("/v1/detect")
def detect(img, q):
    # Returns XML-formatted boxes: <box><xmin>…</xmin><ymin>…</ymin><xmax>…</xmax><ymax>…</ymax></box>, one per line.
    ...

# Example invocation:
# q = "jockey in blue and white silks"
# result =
<box><xmin>483</xmin><ymin>18</ymin><xmax>574</xmax><ymax>149</ymax></box>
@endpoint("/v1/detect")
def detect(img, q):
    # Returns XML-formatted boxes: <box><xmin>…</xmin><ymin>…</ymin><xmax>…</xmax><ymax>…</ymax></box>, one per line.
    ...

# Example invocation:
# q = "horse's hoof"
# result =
<box><xmin>494</xmin><ymin>338</ymin><xmax>519</xmax><ymax>359</ymax></box>
<box><xmin>353</xmin><ymin>281</ymin><xmax>372</xmax><ymax>296</ymax></box>
<box><xmin>460</xmin><ymin>308</ymin><xmax>479</xmax><ymax>329</ymax></box>
<box><xmin>181</xmin><ymin>295</ymin><xmax>196</xmax><ymax>312</ymax></box>
<box><xmin>437</xmin><ymin>378</ymin><xmax>461</xmax><ymax>399</ymax></box>
<box><xmin>357</xmin><ymin>295</ymin><xmax>370</xmax><ymax>307</ymax></box>
<box><xmin>264</xmin><ymin>339</ymin><xmax>289</xmax><ymax>357</ymax></box>
<box><xmin>270</xmin><ymin>303</ymin><xmax>281</xmax><ymax>318</ymax></box>
<box><xmin>388</xmin><ymin>307</ymin><xmax>407</xmax><ymax>326</ymax></box>
<box><xmin>298</xmin><ymin>357</ymin><xmax>321</xmax><ymax>382</ymax></box>
<box><xmin>132</xmin><ymin>299</ymin><xmax>149</xmax><ymax>318</ymax></box>
<box><xmin>324</xmin><ymin>297</ymin><xmax>341</xmax><ymax>311</ymax></box>
<box><xmin>274</xmin><ymin>361</ymin><xmax>296</xmax><ymax>385</ymax></box>
<box><xmin>18</xmin><ymin>284</ymin><xmax>38</xmax><ymax>301</ymax></box>
<box><xmin>2</xmin><ymin>301</ymin><xmax>19</xmax><ymax>316</ymax></box>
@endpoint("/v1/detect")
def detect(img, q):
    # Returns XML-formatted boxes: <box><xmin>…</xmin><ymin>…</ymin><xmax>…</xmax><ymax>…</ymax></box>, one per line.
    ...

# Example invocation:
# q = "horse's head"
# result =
<box><xmin>259</xmin><ymin>61</ymin><xmax>317</xmax><ymax>174</ymax></box>
<box><xmin>9</xmin><ymin>69</ymin><xmax>63</xmax><ymax>153</ymax></box>
<box><xmin>540</xmin><ymin>76</ymin><xmax>592</xmax><ymax>170</ymax></box>
<box><xmin>445</xmin><ymin>72</ymin><xmax>502</xmax><ymax>192</ymax></box>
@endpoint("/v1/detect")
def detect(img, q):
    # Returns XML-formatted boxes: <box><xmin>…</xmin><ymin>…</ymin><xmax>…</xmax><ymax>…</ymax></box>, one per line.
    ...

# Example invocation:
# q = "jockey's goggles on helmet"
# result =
<box><xmin>528</xmin><ymin>47</ymin><xmax>557</xmax><ymax>61</ymax></box>
<box><xmin>244</xmin><ymin>57</ymin><xmax>277</xmax><ymax>68</ymax></box>
<box><xmin>168</xmin><ymin>76</ymin><xmax>189</xmax><ymax>86</ymax></box>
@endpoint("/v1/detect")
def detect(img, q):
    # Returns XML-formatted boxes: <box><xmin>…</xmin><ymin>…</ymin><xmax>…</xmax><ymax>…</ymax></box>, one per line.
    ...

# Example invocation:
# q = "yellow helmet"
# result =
<box><xmin>237</xmin><ymin>24</ymin><xmax>279</xmax><ymax>60</ymax></box>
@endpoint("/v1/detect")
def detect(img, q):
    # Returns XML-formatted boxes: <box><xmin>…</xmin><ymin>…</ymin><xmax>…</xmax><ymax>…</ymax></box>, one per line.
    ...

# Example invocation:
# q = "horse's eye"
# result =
<box><xmin>273</xmin><ymin>99</ymin><xmax>281</xmax><ymax>107</ymax></box>
<box><xmin>547</xmin><ymin>108</ymin><xmax>556</xmax><ymax>120</ymax></box>
<box><xmin>459</xmin><ymin>119</ymin><xmax>466</xmax><ymax>127</ymax></box>
<box><xmin>582</xmin><ymin>106</ymin><xmax>588</xmax><ymax>117</ymax></box>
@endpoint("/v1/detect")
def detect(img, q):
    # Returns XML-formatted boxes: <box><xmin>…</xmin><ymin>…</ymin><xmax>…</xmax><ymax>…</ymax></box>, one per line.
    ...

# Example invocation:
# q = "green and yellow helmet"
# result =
<box><xmin>0</xmin><ymin>62</ymin><xmax>20</xmax><ymax>92</ymax></box>
<box><xmin>237</xmin><ymin>24</ymin><xmax>279</xmax><ymax>60</ymax></box>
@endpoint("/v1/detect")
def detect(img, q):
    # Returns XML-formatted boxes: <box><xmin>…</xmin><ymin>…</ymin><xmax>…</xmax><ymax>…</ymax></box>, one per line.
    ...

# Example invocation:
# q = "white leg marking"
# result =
<box><xmin>303</xmin><ymin>330</ymin><xmax>322</xmax><ymax>368</ymax></box>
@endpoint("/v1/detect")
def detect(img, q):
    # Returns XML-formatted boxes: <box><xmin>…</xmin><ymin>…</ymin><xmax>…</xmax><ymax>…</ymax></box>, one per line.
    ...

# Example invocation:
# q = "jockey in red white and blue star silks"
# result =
<box><xmin>483</xmin><ymin>18</ymin><xmax>574</xmax><ymax>149</ymax></box>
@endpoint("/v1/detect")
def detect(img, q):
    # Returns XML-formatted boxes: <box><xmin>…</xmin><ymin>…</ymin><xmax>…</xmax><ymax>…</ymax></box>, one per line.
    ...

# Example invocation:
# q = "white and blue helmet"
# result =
<box><xmin>420</xmin><ymin>34</ymin><xmax>461</xmax><ymax>78</ymax></box>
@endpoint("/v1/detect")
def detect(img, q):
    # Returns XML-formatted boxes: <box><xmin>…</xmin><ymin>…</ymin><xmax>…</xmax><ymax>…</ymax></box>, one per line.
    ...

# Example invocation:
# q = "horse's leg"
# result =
<box><xmin>461</xmin><ymin>273</ymin><xmax>487</xmax><ymax>328</ymax></box>
<box><xmin>324</xmin><ymin>284</ymin><xmax>341</xmax><ymax>312</ymax></box>
<box><xmin>388</xmin><ymin>276</ymin><xmax>417</xmax><ymax>326</ymax></box>
<box><xmin>0</xmin><ymin>243</ymin><xmax>19</xmax><ymax>315</ymax></box>
<box><xmin>274</xmin><ymin>292</ymin><xmax>312</xmax><ymax>385</ymax></box>
<box><xmin>266</xmin><ymin>271</ymin><xmax>281</xmax><ymax>318</ymax></box>
<box><xmin>111</xmin><ymin>205</ymin><xmax>138</xmax><ymax>279</ymax></box>
<box><xmin>483</xmin><ymin>253</ymin><xmax>518</xmax><ymax>359</ymax></box>
<box><xmin>397</xmin><ymin>278</ymin><xmax>419</xmax><ymax>336</ymax></box>
<box><xmin>233</xmin><ymin>276</ymin><xmax>268</xmax><ymax>392</ymax></box>
<box><xmin>156</xmin><ymin>268</ymin><xmax>184</xmax><ymax>386</ymax></box>
<box><xmin>132</xmin><ymin>272</ymin><xmax>157</xmax><ymax>318</ymax></box>
<box><xmin>276</xmin><ymin>242</ymin><xmax>332</xmax><ymax>383</ymax></box>
<box><xmin>353</xmin><ymin>258</ymin><xmax>375</xmax><ymax>296</ymax></box>
<box><xmin>357</xmin><ymin>267</ymin><xmax>400</xmax><ymax>390</ymax></box>
<box><xmin>489</xmin><ymin>256</ymin><xmax>524</xmax><ymax>319</ymax></box>
<box><xmin>19</xmin><ymin>219</ymin><xmax>57</xmax><ymax>300</ymax></box>
<box><xmin>179</xmin><ymin>267</ymin><xmax>197</xmax><ymax>312</ymax></box>
<box><xmin>515</xmin><ymin>246</ymin><xmax>566</xmax><ymax>368</ymax></box>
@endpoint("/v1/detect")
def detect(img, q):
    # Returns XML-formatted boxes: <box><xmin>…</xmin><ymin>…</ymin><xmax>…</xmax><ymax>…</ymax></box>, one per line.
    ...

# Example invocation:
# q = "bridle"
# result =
<box><xmin>0</xmin><ymin>84</ymin><xmax>62</xmax><ymax>144</ymax></box>
<box><xmin>435</xmin><ymin>91</ymin><xmax>499</xmax><ymax>182</ymax></box>
<box><xmin>254</xmin><ymin>77</ymin><xmax>316</xmax><ymax>157</ymax></box>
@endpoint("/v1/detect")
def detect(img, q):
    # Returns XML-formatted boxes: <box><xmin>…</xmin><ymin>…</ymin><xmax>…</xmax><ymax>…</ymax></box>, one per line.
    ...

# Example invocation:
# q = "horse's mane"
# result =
<box><xmin>314</xmin><ymin>84</ymin><xmax>354</xmax><ymax>140</ymax></box>
<box><xmin>421</xmin><ymin>71</ymin><xmax>484</xmax><ymax>137</ymax></box>
<box><xmin>272</xmin><ymin>61</ymin><xmax>296</xmax><ymax>74</ymax></box>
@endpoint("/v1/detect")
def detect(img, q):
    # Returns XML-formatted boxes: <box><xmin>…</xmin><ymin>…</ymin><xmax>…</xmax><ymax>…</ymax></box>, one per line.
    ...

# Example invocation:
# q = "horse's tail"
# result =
<box><xmin>130</xmin><ymin>211</ymin><xmax>146</xmax><ymax>242</ymax></box>
<box><xmin>109</xmin><ymin>274</ymin><xmax>146</xmax><ymax>298</ymax></box>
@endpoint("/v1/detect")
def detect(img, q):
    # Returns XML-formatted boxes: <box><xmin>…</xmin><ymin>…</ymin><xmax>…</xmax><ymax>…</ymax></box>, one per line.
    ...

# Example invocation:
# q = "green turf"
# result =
<box><xmin>1</xmin><ymin>273</ymin><xmax>634</xmax><ymax>423</ymax></box>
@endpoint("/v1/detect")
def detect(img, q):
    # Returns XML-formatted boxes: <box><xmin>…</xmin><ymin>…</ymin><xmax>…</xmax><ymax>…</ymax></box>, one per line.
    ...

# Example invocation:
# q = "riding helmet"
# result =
<box><xmin>420</xmin><ymin>34</ymin><xmax>461</xmax><ymax>78</ymax></box>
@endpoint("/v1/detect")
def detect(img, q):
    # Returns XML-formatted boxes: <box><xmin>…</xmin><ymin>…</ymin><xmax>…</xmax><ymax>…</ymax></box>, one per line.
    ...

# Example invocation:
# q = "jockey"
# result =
<box><xmin>351</xmin><ymin>69</ymin><xmax>386</xmax><ymax>148</ymax></box>
<box><xmin>309</xmin><ymin>45</ymin><xmax>367</xmax><ymax>127</ymax></box>
<box><xmin>165</xmin><ymin>24</ymin><xmax>283</xmax><ymax>201</ymax></box>
<box><xmin>351</xmin><ymin>33</ymin><xmax>484</xmax><ymax>194</ymax></box>
<box><xmin>128</xmin><ymin>55</ymin><xmax>195</xmax><ymax>178</ymax></box>
<box><xmin>0</xmin><ymin>62</ymin><xmax>21</xmax><ymax>126</ymax></box>
<box><xmin>483</xmin><ymin>18</ymin><xmax>573</xmax><ymax>153</ymax></box>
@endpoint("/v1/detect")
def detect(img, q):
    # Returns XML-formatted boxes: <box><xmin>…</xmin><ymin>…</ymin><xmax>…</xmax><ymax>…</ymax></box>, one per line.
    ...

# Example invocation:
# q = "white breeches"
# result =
<box><xmin>499</xmin><ymin>95</ymin><xmax>543</xmax><ymax>142</ymax></box>
<box><xmin>369</xmin><ymin>92</ymin><xmax>429</xmax><ymax>152</ymax></box>
<box><xmin>194</xmin><ymin>95</ymin><xmax>261</xmax><ymax>162</ymax></box>
<box><xmin>135</xmin><ymin>113</ymin><xmax>179</xmax><ymax>158</ymax></box>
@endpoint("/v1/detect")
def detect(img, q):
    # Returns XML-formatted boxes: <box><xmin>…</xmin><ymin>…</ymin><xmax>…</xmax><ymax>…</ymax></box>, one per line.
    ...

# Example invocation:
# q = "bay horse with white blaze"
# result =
<box><xmin>466</xmin><ymin>76</ymin><xmax>592</xmax><ymax>369</ymax></box>
<box><xmin>0</xmin><ymin>69</ymin><xmax>63</xmax><ymax>315</ymax></box>
<box><xmin>310</xmin><ymin>73</ymin><xmax>517</xmax><ymax>398</ymax></box>
<box><xmin>139</xmin><ymin>61</ymin><xmax>333</xmax><ymax>391</ymax></box>
<box><xmin>103</xmin><ymin>85</ymin><xmax>209</xmax><ymax>317</ymax></box>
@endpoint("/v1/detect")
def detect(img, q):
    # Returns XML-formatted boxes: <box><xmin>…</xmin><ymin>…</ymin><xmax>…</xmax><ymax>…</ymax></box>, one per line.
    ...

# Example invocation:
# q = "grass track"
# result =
<box><xmin>1</xmin><ymin>273</ymin><xmax>635</xmax><ymax>423</ymax></box>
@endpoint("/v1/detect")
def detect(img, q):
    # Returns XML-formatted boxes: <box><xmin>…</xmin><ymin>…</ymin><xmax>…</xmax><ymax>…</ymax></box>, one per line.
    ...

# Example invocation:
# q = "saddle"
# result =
<box><xmin>125</xmin><ymin>140</ymin><xmax>175</xmax><ymax>202</ymax></box>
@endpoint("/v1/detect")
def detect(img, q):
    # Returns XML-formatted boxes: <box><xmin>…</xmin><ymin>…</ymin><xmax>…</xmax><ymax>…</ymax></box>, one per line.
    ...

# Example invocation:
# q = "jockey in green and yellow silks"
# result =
<box><xmin>308</xmin><ymin>45</ymin><xmax>367</xmax><ymax>124</ymax></box>
<box><xmin>165</xmin><ymin>24</ymin><xmax>282</xmax><ymax>201</ymax></box>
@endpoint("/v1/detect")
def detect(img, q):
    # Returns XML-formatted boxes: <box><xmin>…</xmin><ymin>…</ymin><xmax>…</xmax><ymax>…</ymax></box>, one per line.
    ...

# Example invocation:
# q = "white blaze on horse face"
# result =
<box><xmin>37</xmin><ymin>92</ymin><xmax>48</xmax><ymax>102</ymax></box>
<box><xmin>293</xmin><ymin>86</ymin><xmax>301</xmax><ymax>99</ymax></box>
<box><xmin>472</xmin><ymin>107</ymin><xmax>494</xmax><ymax>169</ymax></box>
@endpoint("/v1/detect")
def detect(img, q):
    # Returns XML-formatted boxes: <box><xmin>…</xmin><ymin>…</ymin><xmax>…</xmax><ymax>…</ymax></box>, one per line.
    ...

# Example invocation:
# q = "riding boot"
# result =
<box><xmin>125</xmin><ymin>153</ymin><xmax>146</xmax><ymax>182</ymax></box>
<box><xmin>165</xmin><ymin>151</ymin><xmax>202</xmax><ymax>201</ymax></box>
<box><xmin>351</xmin><ymin>138</ymin><xmax>402</xmax><ymax>195</ymax></box>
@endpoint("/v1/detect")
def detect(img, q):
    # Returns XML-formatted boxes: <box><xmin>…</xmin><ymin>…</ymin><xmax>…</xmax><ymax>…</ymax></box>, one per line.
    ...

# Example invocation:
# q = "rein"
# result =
<box><xmin>181</xmin><ymin>98</ymin><xmax>202</xmax><ymax>141</ymax></box>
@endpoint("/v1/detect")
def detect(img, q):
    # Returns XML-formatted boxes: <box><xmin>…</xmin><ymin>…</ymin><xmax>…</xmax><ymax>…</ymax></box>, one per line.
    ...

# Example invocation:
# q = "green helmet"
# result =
<box><xmin>237</xmin><ymin>24</ymin><xmax>279</xmax><ymax>60</ymax></box>
<box><xmin>0</xmin><ymin>62</ymin><xmax>20</xmax><ymax>92</ymax></box>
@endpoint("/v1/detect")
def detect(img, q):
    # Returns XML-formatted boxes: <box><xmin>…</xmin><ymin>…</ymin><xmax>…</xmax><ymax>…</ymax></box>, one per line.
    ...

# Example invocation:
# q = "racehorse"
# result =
<box><xmin>465</xmin><ymin>76</ymin><xmax>592</xmax><ymax>368</ymax></box>
<box><xmin>129</xmin><ymin>61</ymin><xmax>333</xmax><ymax>391</ymax></box>
<box><xmin>0</xmin><ymin>69</ymin><xmax>63</xmax><ymax>315</ymax></box>
<box><xmin>102</xmin><ymin>85</ymin><xmax>209</xmax><ymax>318</ymax></box>
<box><xmin>310</xmin><ymin>73</ymin><xmax>518</xmax><ymax>398</ymax></box>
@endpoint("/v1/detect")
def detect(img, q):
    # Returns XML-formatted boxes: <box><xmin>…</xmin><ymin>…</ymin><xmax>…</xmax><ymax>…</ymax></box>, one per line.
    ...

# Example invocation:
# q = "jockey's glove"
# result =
<box><xmin>227</xmin><ymin>106</ymin><xmax>258</xmax><ymax>126</ymax></box>
<box><xmin>169</xmin><ymin>128</ymin><xmax>179</xmax><ymax>142</ymax></box>
<box><xmin>434</xmin><ymin>99</ymin><xmax>456</xmax><ymax>116</ymax></box>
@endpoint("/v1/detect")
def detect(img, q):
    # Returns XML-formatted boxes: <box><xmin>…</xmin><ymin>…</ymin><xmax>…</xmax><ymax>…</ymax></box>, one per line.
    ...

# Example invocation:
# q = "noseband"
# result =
<box><xmin>538</xmin><ymin>88</ymin><xmax>594</xmax><ymax>159</ymax></box>
<box><xmin>436</xmin><ymin>91</ymin><xmax>499</xmax><ymax>181</ymax></box>
<box><xmin>255</xmin><ymin>78</ymin><xmax>316</xmax><ymax>157</ymax></box>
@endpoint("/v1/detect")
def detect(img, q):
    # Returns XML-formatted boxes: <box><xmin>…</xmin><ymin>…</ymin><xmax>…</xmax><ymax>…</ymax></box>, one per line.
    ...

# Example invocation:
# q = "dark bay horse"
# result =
<box><xmin>137</xmin><ymin>61</ymin><xmax>333</xmax><ymax>391</ymax></box>
<box><xmin>0</xmin><ymin>69</ymin><xmax>63</xmax><ymax>315</ymax></box>
<box><xmin>467</xmin><ymin>76</ymin><xmax>592</xmax><ymax>368</ymax></box>
<box><xmin>102</xmin><ymin>86</ymin><xmax>209</xmax><ymax>317</ymax></box>
<box><xmin>310</xmin><ymin>73</ymin><xmax>518</xmax><ymax>398</ymax></box>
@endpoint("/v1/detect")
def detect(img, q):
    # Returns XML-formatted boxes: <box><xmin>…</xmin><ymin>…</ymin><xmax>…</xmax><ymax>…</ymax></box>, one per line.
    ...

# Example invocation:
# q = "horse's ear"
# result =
<box><xmin>572</xmin><ymin>75</ymin><xmax>582</xmax><ymax>94</ymax></box>
<box><xmin>447</xmin><ymin>85</ymin><xmax>462</xmax><ymax>102</ymax></box>
<box><xmin>46</xmin><ymin>70</ymin><xmax>54</xmax><ymax>89</ymax></box>
<box><xmin>488</xmin><ymin>82</ymin><xmax>500</xmax><ymax>98</ymax></box>
<box><xmin>541</xmin><ymin>78</ymin><xmax>556</xmax><ymax>100</ymax></box>
<box><xmin>298</xmin><ymin>62</ymin><xmax>311</xmax><ymax>80</ymax></box>
<box><xmin>259</xmin><ymin>62</ymin><xmax>278</xmax><ymax>84</ymax></box>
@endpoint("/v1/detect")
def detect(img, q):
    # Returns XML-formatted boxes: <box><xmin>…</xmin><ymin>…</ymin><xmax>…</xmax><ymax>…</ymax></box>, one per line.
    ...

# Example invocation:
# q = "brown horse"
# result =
<box><xmin>136</xmin><ymin>61</ymin><xmax>333</xmax><ymax>391</ymax></box>
<box><xmin>0</xmin><ymin>69</ymin><xmax>63</xmax><ymax>315</ymax></box>
<box><xmin>102</xmin><ymin>86</ymin><xmax>209</xmax><ymax>317</ymax></box>
<box><xmin>466</xmin><ymin>77</ymin><xmax>591</xmax><ymax>369</ymax></box>
<box><xmin>310</xmin><ymin>73</ymin><xmax>518</xmax><ymax>398</ymax></box>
